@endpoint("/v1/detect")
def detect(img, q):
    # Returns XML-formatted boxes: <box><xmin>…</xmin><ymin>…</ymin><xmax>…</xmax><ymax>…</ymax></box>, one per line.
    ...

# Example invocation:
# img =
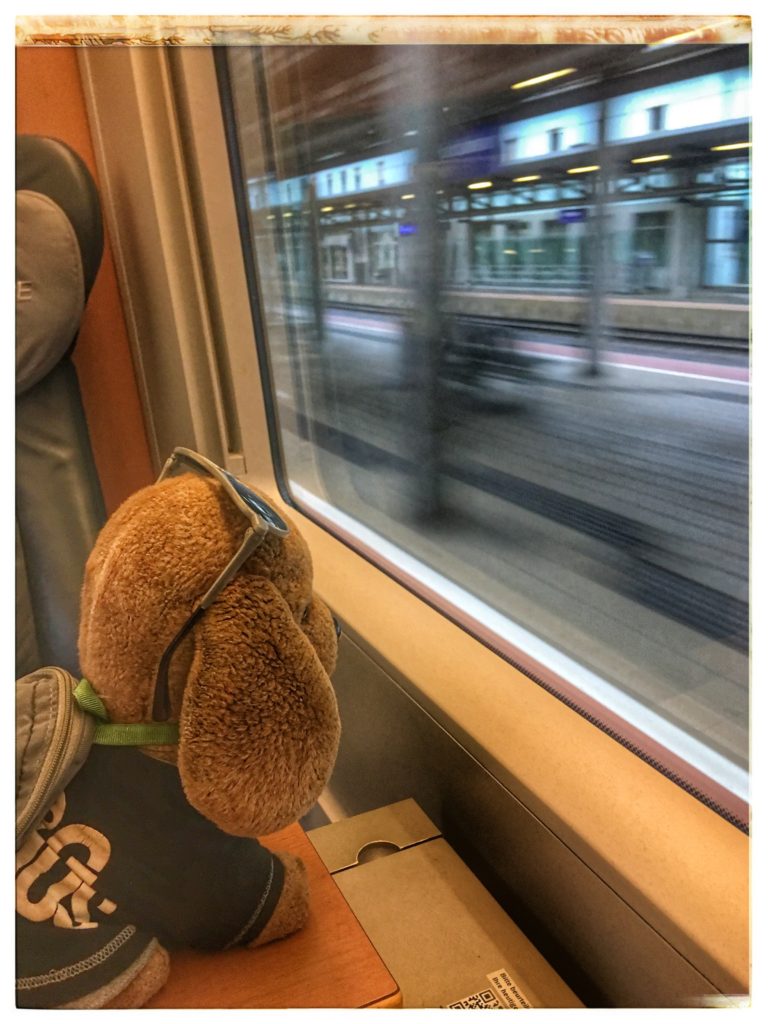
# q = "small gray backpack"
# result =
<box><xmin>16</xmin><ymin>667</ymin><xmax>95</xmax><ymax>850</ymax></box>
<box><xmin>16</xmin><ymin>667</ymin><xmax>179</xmax><ymax>850</ymax></box>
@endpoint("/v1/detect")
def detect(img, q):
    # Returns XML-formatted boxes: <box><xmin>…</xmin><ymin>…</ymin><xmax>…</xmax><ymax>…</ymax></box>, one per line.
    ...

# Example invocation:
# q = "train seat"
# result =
<box><xmin>16</xmin><ymin>135</ymin><xmax>106</xmax><ymax>678</ymax></box>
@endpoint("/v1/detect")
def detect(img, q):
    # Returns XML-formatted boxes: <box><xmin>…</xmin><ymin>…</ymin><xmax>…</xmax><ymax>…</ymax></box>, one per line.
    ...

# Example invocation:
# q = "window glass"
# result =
<box><xmin>703</xmin><ymin>201</ymin><xmax>749</xmax><ymax>287</ymax></box>
<box><xmin>221</xmin><ymin>44</ymin><xmax>750</xmax><ymax>823</ymax></box>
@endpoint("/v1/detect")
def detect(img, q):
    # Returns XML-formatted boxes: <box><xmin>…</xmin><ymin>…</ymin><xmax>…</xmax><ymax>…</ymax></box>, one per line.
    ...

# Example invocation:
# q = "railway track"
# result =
<box><xmin>327</xmin><ymin>300</ymin><xmax>748</xmax><ymax>353</ymax></box>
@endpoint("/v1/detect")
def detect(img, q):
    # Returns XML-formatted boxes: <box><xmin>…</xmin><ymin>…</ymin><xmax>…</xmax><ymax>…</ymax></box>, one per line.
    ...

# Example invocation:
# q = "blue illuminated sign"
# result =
<box><xmin>558</xmin><ymin>208</ymin><xmax>587</xmax><ymax>223</ymax></box>
<box><xmin>399</xmin><ymin>223</ymin><xmax>418</xmax><ymax>236</ymax></box>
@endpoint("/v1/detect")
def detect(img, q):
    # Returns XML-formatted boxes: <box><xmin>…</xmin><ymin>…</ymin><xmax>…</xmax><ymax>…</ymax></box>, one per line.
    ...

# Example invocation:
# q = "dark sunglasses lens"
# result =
<box><xmin>222</xmin><ymin>470</ymin><xmax>289</xmax><ymax>534</ymax></box>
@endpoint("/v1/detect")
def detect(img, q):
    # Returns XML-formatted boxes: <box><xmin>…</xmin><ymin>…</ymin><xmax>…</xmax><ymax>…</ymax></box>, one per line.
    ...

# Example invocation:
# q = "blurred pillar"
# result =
<box><xmin>305</xmin><ymin>178</ymin><xmax>326</xmax><ymax>345</ymax></box>
<box><xmin>401</xmin><ymin>49</ymin><xmax>446</xmax><ymax>520</ymax></box>
<box><xmin>451</xmin><ymin>219</ymin><xmax>471</xmax><ymax>286</ymax></box>
<box><xmin>586</xmin><ymin>95</ymin><xmax>611</xmax><ymax>376</ymax></box>
<box><xmin>670</xmin><ymin>192</ymin><xmax>703</xmax><ymax>300</ymax></box>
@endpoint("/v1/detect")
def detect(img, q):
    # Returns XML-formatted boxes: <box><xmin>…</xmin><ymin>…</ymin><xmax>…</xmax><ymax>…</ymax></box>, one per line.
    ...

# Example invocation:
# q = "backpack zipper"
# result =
<box><xmin>16</xmin><ymin>669</ymin><xmax>83</xmax><ymax>846</ymax></box>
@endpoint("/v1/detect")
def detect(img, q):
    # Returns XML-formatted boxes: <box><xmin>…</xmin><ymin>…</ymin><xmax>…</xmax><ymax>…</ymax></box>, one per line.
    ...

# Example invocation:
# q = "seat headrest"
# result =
<box><xmin>16</xmin><ymin>136</ymin><xmax>104</xmax><ymax>395</ymax></box>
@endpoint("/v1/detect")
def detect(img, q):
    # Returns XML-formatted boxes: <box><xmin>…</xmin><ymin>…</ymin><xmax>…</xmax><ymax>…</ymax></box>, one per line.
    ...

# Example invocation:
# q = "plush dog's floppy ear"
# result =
<box><xmin>177</xmin><ymin>573</ymin><xmax>341</xmax><ymax>838</ymax></box>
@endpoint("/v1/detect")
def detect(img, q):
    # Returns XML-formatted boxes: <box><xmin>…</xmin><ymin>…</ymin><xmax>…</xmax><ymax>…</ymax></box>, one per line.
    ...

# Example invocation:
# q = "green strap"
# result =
<box><xmin>73</xmin><ymin>677</ymin><xmax>110</xmax><ymax>721</ymax></box>
<box><xmin>74</xmin><ymin>678</ymin><xmax>179</xmax><ymax>747</ymax></box>
<box><xmin>91</xmin><ymin>721</ymin><xmax>180</xmax><ymax>746</ymax></box>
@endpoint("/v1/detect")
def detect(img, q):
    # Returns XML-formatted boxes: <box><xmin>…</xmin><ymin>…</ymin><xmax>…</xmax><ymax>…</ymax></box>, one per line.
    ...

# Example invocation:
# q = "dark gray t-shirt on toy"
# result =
<box><xmin>16</xmin><ymin>744</ymin><xmax>284</xmax><ymax>1009</ymax></box>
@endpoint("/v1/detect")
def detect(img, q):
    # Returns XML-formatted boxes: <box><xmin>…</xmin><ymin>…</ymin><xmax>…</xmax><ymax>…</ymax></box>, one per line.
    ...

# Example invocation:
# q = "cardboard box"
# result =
<box><xmin>308</xmin><ymin>799</ymin><xmax>583</xmax><ymax>1008</ymax></box>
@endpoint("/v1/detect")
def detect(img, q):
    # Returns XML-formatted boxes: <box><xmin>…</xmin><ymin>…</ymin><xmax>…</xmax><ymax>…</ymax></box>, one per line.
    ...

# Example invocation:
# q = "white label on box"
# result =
<box><xmin>487</xmin><ymin>968</ymin><xmax>533</xmax><ymax>1008</ymax></box>
<box><xmin>445</xmin><ymin>970</ymin><xmax>534</xmax><ymax>1009</ymax></box>
<box><xmin>445</xmin><ymin>988</ymin><xmax>502</xmax><ymax>1009</ymax></box>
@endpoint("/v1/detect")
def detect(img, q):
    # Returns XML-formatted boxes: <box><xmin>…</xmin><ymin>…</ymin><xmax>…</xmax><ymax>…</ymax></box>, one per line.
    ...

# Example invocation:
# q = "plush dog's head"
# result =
<box><xmin>78</xmin><ymin>470</ymin><xmax>340</xmax><ymax>838</ymax></box>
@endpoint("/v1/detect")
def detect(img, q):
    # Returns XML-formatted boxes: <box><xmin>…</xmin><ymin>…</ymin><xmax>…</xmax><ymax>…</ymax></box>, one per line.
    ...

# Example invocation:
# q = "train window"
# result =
<box><xmin>703</xmin><ymin>202</ymin><xmax>750</xmax><ymax>288</ymax></box>
<box><xmin>548</xmin><ymin>127</ymin><xmax>563</xmax><ymax>153</ymax></box>
<box><xmin>632</xmin><ymin>210</ymin><xmax>670</xmax><ymax>278</ymax></box>
<box><xmin>217</xmin><ymin>42</ymin><xmax>749</xmax><ymax>826</ymax></box>
<box><xmin>502</xmin><ymin>136</ymin><xmax>518</xmax><ymax>163</ymax></box>
<box><xmin>648</xmin><ymin>104</ymin><xmax>667</xmax><ymax>133</ymax></box>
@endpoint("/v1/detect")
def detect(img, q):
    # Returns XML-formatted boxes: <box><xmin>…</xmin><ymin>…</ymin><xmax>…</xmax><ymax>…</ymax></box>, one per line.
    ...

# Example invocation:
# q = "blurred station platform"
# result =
<box><xmin>274</xmin><ymin>310</ymin><xmax>749</xmax><ymax>772</ymax></box>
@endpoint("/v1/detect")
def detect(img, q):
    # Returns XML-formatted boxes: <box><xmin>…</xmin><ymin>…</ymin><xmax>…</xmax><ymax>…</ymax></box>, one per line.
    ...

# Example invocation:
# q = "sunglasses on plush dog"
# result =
<box><xmin>151</xmin><ymin>448</ymin><xmax>292</xmax><ymax>721</ymax></box>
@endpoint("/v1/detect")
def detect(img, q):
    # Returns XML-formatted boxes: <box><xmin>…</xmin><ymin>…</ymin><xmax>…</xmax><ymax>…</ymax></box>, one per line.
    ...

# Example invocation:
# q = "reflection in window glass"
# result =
<box><xmin>222</xmin><ymin>44</ymin><xmax>750</xmax><ymax>817</ymax></box>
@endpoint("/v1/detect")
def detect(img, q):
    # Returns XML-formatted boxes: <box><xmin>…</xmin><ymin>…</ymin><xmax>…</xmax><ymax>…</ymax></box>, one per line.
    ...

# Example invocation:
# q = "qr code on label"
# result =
<box><xmin>447</xmin><ymin>988</ymin><xmax>502</xmax><ymax>1009</ymax></box>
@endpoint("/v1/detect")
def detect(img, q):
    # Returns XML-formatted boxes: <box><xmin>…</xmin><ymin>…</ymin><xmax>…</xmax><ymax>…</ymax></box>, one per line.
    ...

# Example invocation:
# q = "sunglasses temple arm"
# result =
<box><xmin>152</xmin><ymin>606</ymin><xmax>206</xmax><ymax>721</ymax></box>
<box><xmin>197</xmin><ymin>528</ymin><xmax>266</xmax><ymax>611</ymax></box>
<box><xmin>156</xmin><ymin>450</ymin><xmax>181</xmax><ymax>482</ymax></box>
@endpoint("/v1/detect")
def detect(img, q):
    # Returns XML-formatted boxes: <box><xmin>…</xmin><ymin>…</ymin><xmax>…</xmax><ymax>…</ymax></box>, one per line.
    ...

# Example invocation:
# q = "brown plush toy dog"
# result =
<box><xmin>15</xmin><ymin>449</ymin><xmax>341</xmax><ymax>1009</ymax></box>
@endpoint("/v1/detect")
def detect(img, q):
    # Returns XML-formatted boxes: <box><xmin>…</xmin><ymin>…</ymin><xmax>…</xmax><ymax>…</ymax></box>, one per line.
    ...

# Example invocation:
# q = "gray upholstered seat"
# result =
<box><xmin>16</xmin><ymin>135</ymin><xmax>107</xmax><ymax>677</ymax></box>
